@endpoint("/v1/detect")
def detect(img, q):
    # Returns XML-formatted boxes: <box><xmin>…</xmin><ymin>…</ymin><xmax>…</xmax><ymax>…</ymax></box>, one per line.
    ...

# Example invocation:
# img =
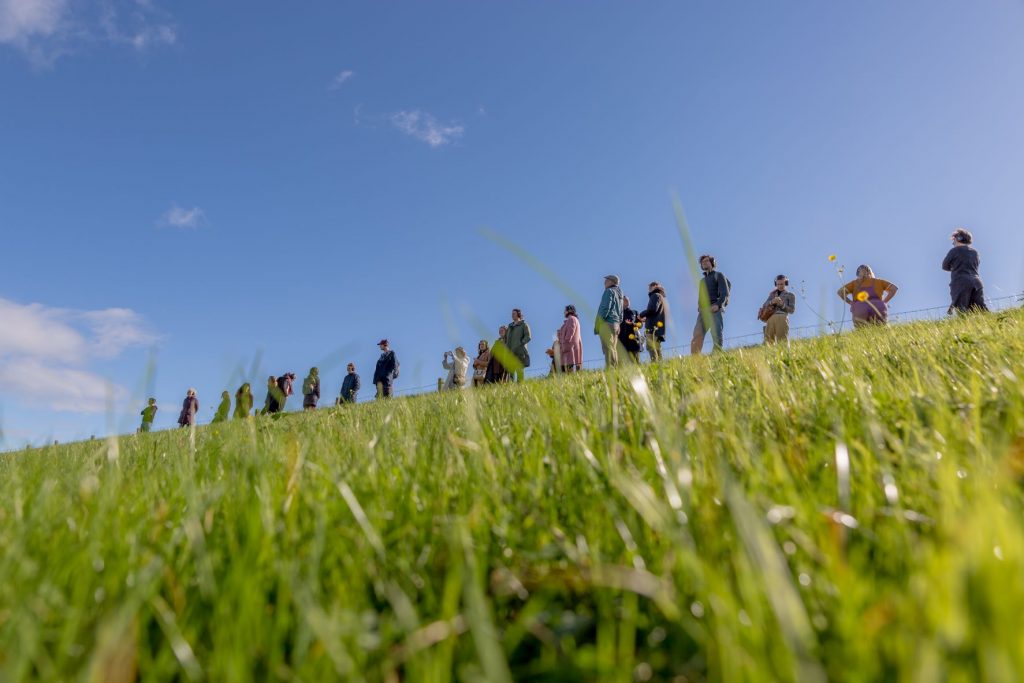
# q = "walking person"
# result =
<box><xmin>338</xmin><ymin>363</ymin><xmax>360</xmax><ymax>404</ymax></box>
<box><xmin>505</xmin><ymin>309</ymin><xmax>532</xmax><ymax>382</ymax></box>
<box><xmin>212</xmin><ymin>390</ymin><xmax>231</xmax><ymax>423</ymax></box>
<box><xmin>942</xmin><ymin>228</ymin><xmax>988</xmax><ymax>313</ymax></box>
<box><xmin>263</xmin><ymin>376</ymin><xmax>282</xmax><ymax>415</ymax></box>
<box><xmin>139</xmin><ymin>397</ymin><xmax>157</xmax><ymax>433</ymax></box>
<box><xmin>838</xmin><ymin>265</ymin><xmax>898</xmax><ymax>328</ymax></box>
<box><xmin>640</xmin><ymin>282</ymin><xmax>668</xmax><ymax>362</ymax></box>
<box><xmin>556</xmin><ymin>305</ymin><xmax>583</xmax><ymax>372</ymax></box>
<box><xmin>691</xmin><ymin>255</ymin><xmax>730</xmax><ymax>355</ymax></box>
<box><xmin>442</xmin><ymin>347</ymin><xmax>470</xmax><ymax>390</ymax></box>
<box><xmin>472</xmin><ymin>340</ymin><xmax>490</xmax><ymax>387</ymax></box>
<box><xmin>485</xmin><ymin>326</ymin><xmax>510</xmax><ymax>384</ymax></box>
<box><xmin>760</xmin><ymin>275</ymin><xmax>796</xmax><ymax>344</ymax></box>
<box><xmin>177</xmin><ymin>389</ymin><xmax>198</xmax><ymax>428</ymax></box>
<box><xmin>618</xmin><ymin>295</ymin><xmax>643</xmax><ymax>363</ymax></box>
<box><xmin>302</xmin><ymin>367</ymin><xmax>321</xmax><ymax>410</ymax></box>
<box><xmin>595</xmin><ymin>275</ymin><xmax>623</xmax><ymax>367</ymax></box>
<box><xmin>234</xmin><ymin>383</ymin><xmax>253</xmax><ymax>418</ymax></box>
<box><xmin>373</xmin><ymin>339</ymin><xmax>399</xmax><ymax>398</ymax></box>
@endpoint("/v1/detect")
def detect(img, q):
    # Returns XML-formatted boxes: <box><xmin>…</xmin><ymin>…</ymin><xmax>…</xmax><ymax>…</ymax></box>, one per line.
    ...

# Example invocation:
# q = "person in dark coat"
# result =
<box><xmin>373</xmin><ymin>339</ymin><xmax>399</xmax><ymax>398</ymax></box>
<box><xmin>211</xmin><ymin>391</ymin><xmax>231</xmax><ymax>423</ymax></box>
<box><xmin>234</xmin><ymin>383</ymin><xmax>253</xmax><ymax>418</ymax></box>
<box><xmin>639</xmin><ymin>281</ymin><xmax>668</xmax><ymax>362</ymax></box>
<box><xmin>263</xmin><ymin>376</ymin><xmax>282</xmax><ymax>414</ymax></box>
<box><xmin>618</xmin><ymin>295</ymin><xmax>643</xmax><ymax>363</ymax></box>
<box><xmin>485</xmin><ymin>326</ymin><xmax>510</xmax><ymax>384</ymax></box>
<box><xmin>338</xmin><ymin>363</ymin><xmax>360</xmax><ymax>404</ymax></box>
<box><xmin>177</xmin><ymin>389</ymin><xmax>198</xmax><ymax>427</ymax></box>
<box><xmin>942</xmin><ymin>228</ymin><xmax>988</xmax><ymax>313</ymax></box>
<box><xmin>302</xmin><ymin>367</ymin><xmax>321</xmax><ymax>410</ymax></box>
<box><xmin>276</xmin><ymin>373</ymin><xmax>296</xmax><ymax>410</ymax></box>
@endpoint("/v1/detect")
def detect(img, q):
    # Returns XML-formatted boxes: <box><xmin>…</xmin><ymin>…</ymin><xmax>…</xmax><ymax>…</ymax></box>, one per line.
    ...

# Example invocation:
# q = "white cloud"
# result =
<box><xmin>389</xmin><ymin>110</ymin><xmax>464</xmax><ymax>148</ymax></box>
<box><xmin>159</xmin><ymin>204</ymin><xmax>204</xmax><ymax>229</ymax></box>
<box><xmin>0</xmin><ymin>0</ymin><xmax>66</xmax><ymax>44</ymax></box>
<box><xmin>329</xmin><ymin>69</ymin><xmax>354</xmax><ymax>89</ymax></box>
<box><xmin>0</xmin><ymin>297</ymin><xmax>155</xmax><ymax>412</ymax></box>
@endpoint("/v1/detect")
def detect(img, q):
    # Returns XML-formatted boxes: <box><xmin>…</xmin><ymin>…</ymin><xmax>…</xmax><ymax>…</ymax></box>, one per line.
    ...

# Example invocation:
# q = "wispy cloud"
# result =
<box><xmin>329</xmin><ymin>69</ymin><xmax>354</xmax><ymax>90</ymax></box>
<box><xmin>0</xmin><ymin>0</ymin><xmax>176</xmax><ymax>64</ymax></box>
<box><xmin>389</xmin><ymin>110</ymin><xmax>464</xmax><ymax>148</ymax></box>
<box><xmin>0</xmin><ymin>297</ymin><xmax>156</xmax><ymax>412</ymax></box>
<box><xmin>159</xmin><ymin>204</ymin><xmax>205</xmax><ymax>229</ymax></box>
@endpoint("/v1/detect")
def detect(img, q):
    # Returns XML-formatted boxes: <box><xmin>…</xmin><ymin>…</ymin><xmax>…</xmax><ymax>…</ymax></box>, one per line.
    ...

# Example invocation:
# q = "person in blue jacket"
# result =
<box><xmin>373</xmin><ymin>339</ymin><xmax>399</xmax><ymax>399</ymax></box>
<box><xmin>338</xmin><ymin>363</ymin><xmax>361</xmax><ymax>404</ymax></box>
<box><xmin>595</xmin><ymin>274</ymin><xmax>623</xmax><ymax>367</ymax></box>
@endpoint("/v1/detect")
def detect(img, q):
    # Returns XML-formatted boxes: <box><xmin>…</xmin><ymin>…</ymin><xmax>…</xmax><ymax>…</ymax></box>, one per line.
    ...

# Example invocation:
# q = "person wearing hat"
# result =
<box><xmin>373</xmin><ymin>339</ymin><xmax>400</xmax><ymax>398</ymax></box>
<box><xmin>760</xmin><ymin>275</ymin><xmax>796</xmax><ymax>344</ymax></box>
<box><xmin>595</xmin><ymin>274</ymin><xmax>624</xmax><ymax>367</ymax></box>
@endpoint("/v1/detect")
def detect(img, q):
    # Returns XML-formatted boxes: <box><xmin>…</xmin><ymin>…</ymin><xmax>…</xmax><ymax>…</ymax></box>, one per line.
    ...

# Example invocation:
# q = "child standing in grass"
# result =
<box><xmin>139</xmin><ymin>398</ymin><xmax>157</xmax><ymax>432</ymax></box>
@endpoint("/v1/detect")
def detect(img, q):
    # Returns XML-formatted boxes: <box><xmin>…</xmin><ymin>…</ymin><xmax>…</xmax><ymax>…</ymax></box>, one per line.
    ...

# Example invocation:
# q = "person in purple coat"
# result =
<box><xmin>177</xmin><ymin>389</ymin><xmax>198</xmax><ymax>427</ymax></box>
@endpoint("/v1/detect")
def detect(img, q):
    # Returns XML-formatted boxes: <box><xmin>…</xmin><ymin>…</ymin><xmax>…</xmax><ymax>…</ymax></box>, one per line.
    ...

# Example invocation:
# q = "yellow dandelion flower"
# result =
<box><xmin>856</xmin><ymin>291</ymin><xmax>869</xmax><ymax>302</ymax></box>
<box><xmin>828</xmin><ymin>254</ymin><xmax>837</xmax><ymax>262</ymax></box>
<box><xmin>657</xmin><ymin>321</ymin><xmax>664</xmax><ymax>327</ymax></box>
<box><xmin>628</xmin><ymin>334</ymin><xmax>636</xmax><ymax>340</ymax></box>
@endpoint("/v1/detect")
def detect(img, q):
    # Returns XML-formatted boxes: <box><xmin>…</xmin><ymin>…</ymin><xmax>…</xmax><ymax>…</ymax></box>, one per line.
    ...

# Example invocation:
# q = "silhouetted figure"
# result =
<box><xmin>178</xmin><ymin>389</ymin><xmax>198</xmax><ymax>427</ymax></box>
<box><xmin>943</xmin><ymin>228</ymin><xmax>988</xmax><ymax>313</ymax></box>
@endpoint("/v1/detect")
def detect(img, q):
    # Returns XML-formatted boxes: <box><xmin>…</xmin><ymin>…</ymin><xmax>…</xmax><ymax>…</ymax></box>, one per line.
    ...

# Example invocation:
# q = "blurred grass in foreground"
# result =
<box><xmin>2</xmin><ymin>310</ymin><xmax>1024</xmax><ymax>681</ymax></box>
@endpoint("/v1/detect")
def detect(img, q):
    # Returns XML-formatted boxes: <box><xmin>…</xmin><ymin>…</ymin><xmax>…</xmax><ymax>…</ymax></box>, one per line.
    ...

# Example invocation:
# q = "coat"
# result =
<box><xmin>212</xmin><ymin>394</ymin><xmax>231</xmax><ymax>423</ymax></box>
<box><xmin>556</xmin><ymin>314</ymin><xmax>583</xmax><ymax>368</ymax></box>
<box><xmin>505</xmin><ymin>320</ymin><xmax>531</xmax><ymax>367</ymax></box>
<box><xmin>178</xmin><ymin>396</ymin><xmax>198</xmax><ymax>426</ymax></box>
<box><xmin>643</xmin><ymin>288</ymin><xmax>668</xmax><ymax>336</ymax></box>
<box><xmin>234</xmin><ymin>386</ymin><xmax>253</xmax><ymax>418</ymax></box>
<box><xmin>442</xmin><ymin>353</ymin><xmax>470</xmax><ymax>390</ymax></box>
<box><xmin>595</xmin><ymin>286</ymin><xmax>623</xmax><ymax>332</ymax></box>
<box><xmin>373</xmin><ymin>350</ymin><xmax>399</xmax><ymax>386</ymax></box>
<box><xmin>302</xmin><ymin>373</ymin><xmax>321</xmax><ymax>408</ymax></box>
<box><xmin>340</xmin><ymin>373</ymin><xmax>361</xmax><ymax>403</ymax></box>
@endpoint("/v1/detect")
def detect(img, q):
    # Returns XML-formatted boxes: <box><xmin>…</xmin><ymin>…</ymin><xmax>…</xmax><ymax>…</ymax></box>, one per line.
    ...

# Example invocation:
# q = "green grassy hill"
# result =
<box><xmin>3</xmin><ymin>310</ymin><xmax>1024</xmax><ymax>682</ymax></box>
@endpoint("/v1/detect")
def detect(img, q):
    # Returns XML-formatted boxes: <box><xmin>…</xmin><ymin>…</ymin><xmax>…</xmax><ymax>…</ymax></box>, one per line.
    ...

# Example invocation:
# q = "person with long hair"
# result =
<box><xmin>472</xmin><ymin>340</ymin><xmax>491</xmax><ymax>387</ymax></box>
<box><xmin>838</xmin><ymin>264</ymin><xmax>898</xmax><ymax>328</ymax></box>
<box><xmin>556</xmin><ymin>305</ymin><xmax>583</xmax><ymax>372</ymax></box>
<box><xmin>234</xmin><ymin>383</ymin><xmax>253</xmax><ymax>418</ymax></box>
<box><xmin>177</xmin><ymin>388</ymin><xmax>199</xmax><ymax>427</ymax></box>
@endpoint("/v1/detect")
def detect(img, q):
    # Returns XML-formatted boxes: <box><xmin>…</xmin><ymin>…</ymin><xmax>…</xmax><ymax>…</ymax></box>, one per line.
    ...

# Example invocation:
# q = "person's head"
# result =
<box><xmin>623</xmin><ymin>295</ymin><xmax>631</xmax><ymax>308</ymax></box>
<box><xmin>511</xmin><ymin>308</ymin><xmax>522</xmax><ymax>322</ymax></box>
<box><xmin>455</xmin><ymin>346</ymin><xmax>466</xmax><ymax>359</ymax></box>
<box><xmin>268</xmin><ymin>375</ymin><xmax>277</xmax><ymax>386</ymax></box>
<box><xmin>648</xmin><ymin>281</ymin><xmax>661</xmax><ymax>293</ymax></box>
<box><xmin>952</xmin><ymin>228</ymin><xmax>973</xmax><ymax>245</ymax></box>
<box><xmin>148</xmin><ymin>397</ymin><xmax>156</xmax><ymax>406</ymax></box>
<box><xmin>378</xmin><ymin>338</ymin><xmax>389</xmax><ymax>351</ymax></box>
<box><xmin>564</xmin><ymin>304</ymin><xmax>577</xmax><ymax>318</ymax></box>
<box><xmin>603</xmin><ymin>274</ymin><xmax>620</xmax><ymax>289</ymax></box>
<box><xmin>222</xmin><ymin>390</ymin><xmax>230</xmax><ymax>399</ymax></box>
<box><xmin>240</xmin><ymin>383</ymin><xmax>250</xmax><ymax>392</ymax></box>
<box><xmin>310</xmin><ymin>366</ymin><xmax>318</xmax><ymax>376</ymax></box>
<box><xmin>699</xmin><ymin>254</ymin><xmax>716</xmax><ymax>272</ymax></box>
<box><xmin>187</xmin><ymin>388</ymin><xmax>196</xmax><ymax>397</ymax></box>
<box><xmin>347</xmin><ymin>363</ymin><xmax>356</xmax><ymax>374</ymax></box>
<box><xmin>498</xmin><ymin>324</ymin><xmax>507</xmax><ymax>336</ymax></box>
<box><xmin>855</xmin><ymin>264</ymin><xmax>874</xmax><ymax>279</ymax></box>
<box><xmin>478</xmin><ymin>339</ymin><xmax>488</xmax><ymax>352</ymax></box>
<box><xmin>775</xmin><ymin>274</ymin><xmax>789</xmax><ymax>291</ymax></box>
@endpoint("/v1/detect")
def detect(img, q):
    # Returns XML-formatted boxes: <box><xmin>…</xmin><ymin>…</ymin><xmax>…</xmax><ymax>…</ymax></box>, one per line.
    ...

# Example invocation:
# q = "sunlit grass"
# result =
<box><xmin>2</xmin><ymin>309</ymin><xmax>1024</xmax><ymax>681</ymax></box>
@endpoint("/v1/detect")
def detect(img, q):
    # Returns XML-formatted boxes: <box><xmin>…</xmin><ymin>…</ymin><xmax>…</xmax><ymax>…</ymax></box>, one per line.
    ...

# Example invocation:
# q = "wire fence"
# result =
<box><xmin>384</xmin><ymin>292</ymin><xmax>1023</xmax><ymax>398</ymax></box>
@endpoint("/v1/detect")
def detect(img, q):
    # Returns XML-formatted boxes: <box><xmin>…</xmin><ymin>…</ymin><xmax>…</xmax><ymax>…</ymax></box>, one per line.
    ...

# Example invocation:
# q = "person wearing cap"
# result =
<box><xmin>373</xmin><ymin>339</ymin><xmax>400</xmax><ymax>398</ymax></box>
<box><xmin>505</xmin><ymin>309</ymin><xmax>532</xmax><ymax>382</ymax></box>
<box><xmin>338</xmin><ymin>363</ymin><xmax>361</xmax><ymax>404</ymax></box>
<box><xmin>761</xmin><ymin>275</ymin><xmax>796</xmax><ymax>344</ymax></box>
<box><xmin>639</xmin><ymin>281</ymin><xmax>668</xmax><ymax>362</ymax></box>
<box><xmin>595</xmin><ymin>275</ymin><xmax>624</xmax><ymax>367</ymax></box>
<box><xmin>556</xmin><ymin>305</ymin><xmax>583</xmax><ymax>372</ymax></box>
<box><xmin>942</xmin><ymin>228</ymin><xmax>988</xmax><ymax>313</ymax></box>
<box><xmin>691</xmin><ymin>254</ymin><xmax>730</xmax><ymax>354</ymax></box>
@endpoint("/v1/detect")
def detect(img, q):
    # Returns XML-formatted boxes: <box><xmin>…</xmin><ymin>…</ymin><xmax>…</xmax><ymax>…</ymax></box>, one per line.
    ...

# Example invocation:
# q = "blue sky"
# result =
<box><xmin>2</xmin><ymin>1</ymin><xmax>1023</xmax><ymax>446</ymax></box>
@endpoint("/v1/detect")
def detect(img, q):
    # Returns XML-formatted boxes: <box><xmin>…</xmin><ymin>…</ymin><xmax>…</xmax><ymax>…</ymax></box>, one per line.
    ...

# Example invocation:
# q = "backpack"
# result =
<box><xmin>722</xmin><ymin>275</ymin><xmax>732</xmax><ymax>308</ymax></box>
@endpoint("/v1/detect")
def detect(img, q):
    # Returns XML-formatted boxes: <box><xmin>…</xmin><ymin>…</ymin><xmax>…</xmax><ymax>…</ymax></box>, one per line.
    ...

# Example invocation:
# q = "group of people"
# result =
<box><xmin>146</xmin><ymin>229</ymin><xmax>989</xmax><ymax>430</ymax></box>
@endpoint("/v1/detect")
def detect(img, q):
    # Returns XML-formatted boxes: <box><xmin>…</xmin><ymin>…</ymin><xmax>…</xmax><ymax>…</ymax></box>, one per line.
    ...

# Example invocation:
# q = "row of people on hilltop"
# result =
<box><xmin>144</xmin><ymin>228</ymin><xmax>990</xmax><ymax>429</ymax></box>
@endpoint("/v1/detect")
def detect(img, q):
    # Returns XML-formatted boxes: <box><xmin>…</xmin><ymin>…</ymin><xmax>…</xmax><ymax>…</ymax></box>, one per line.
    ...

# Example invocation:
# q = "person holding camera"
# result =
<box><xmin>442</xmin><ymin>347</ymin><xmax>470</xmax><ymax>390</ymax></box>
<box><xmin>759</xmin><ymin>274</ymin><xmax>796</xmax><ymax>344</ymax></box>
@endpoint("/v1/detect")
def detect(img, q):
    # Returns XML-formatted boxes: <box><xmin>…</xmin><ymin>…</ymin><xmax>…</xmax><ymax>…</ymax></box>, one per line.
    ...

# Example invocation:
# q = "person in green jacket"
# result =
<box><xmin>234</xmin><ymin>383</ymin><xmax>253</xmax><ymax>418</ymax></box>
<box><xmin>212</xmin><ymin>390</ymin><xmax>231</xmax><ymax>423</ymax></box>
<box><xmin>139</xmin><ymin>398</ymin><xmax>157</xmax><ymax>433</ymax></box>
<box><xmin>505</xmin><ymin>308</ymin><xmax>532</xmax><ymax>382</ymax></box>
<box><xmin>302</xmin><ymin>367</ymin><xmax>321</xmax><ymax>410</ymax></box>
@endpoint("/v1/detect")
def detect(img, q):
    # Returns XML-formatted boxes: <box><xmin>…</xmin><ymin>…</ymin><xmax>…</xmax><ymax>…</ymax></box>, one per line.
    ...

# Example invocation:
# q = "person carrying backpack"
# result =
<box><xmin>691</xmin><ymin>254</ymin><xmax>730</xmax><ymax>354</ymax></box>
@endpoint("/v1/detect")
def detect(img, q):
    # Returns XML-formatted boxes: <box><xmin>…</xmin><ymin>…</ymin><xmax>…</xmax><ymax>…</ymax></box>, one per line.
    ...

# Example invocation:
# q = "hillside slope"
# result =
<box><xmin>3</xmin><ymin>310</ymin><xmax>1024</xmax><ymax>681</ymax></box>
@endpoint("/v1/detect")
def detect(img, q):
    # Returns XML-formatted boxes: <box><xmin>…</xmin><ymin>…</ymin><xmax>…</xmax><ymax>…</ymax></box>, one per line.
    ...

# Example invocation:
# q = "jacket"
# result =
<box><xmin>505</xmin><ymin>320</ymin><xmax>532</xmax><ymax>367</ymax></box>
<box><xmin>373</xmin><ymin>350</ymin><xmax>399</xmax><ymax>386</ymax></box>
<box><xmin>596</xmin><ymin>286</ymin><xmax>623</xmax><ymax>331</ymax></box>
<box><xmin>643</xmin><ymin>288</ymin><xmax>668</xmax><ymax>334</ymax></box>
<box><xmin>942</xmin><ymin>246</ymin><xmax>982</xmax><ymax>283</ymax></box>
<box><xmin>699</xmin><ymin>271</ymin><xmax>730</xmax><ymax>310</ymax></box>
<box><xmin>762</xmin><ymin>289</ymin><xmax>796</xmax><ymax>316</ymax></box>
<box><xmin>442</xmin><ymin>353</ymin><xmax>470</xmax><ymax>390</ymax></box>
<box><xmin>234</xmin><ymin>386</ymin><xmax>253</xmax><ymax>418</ymax></box>
<box><xmin>212</xmin><ymin>394</ymin><xmax>231</xmax><ymax>423</ymax></box>
<box><xmin>556</xmin><ymin>314</ymin><xmax>583</xmax><ymax>368</ymax></box>
<box><xmin>618</xmin><ymin>307</ymin><xmax>643</xmax><ymax>353</ymax></box>
<box><xmin>302</xmin><ymin>372</ymin><xmax>321</xmax><ymax>407</ymax></box>
<box><xmin>177</xmin><ymin>396</ymin><xmax>198</xmax><ymax>426</ymax></box>
<box><xmin>340</xmin><ymin>373</ymin><xmax>360</xmax><ymax>403</ymax></box>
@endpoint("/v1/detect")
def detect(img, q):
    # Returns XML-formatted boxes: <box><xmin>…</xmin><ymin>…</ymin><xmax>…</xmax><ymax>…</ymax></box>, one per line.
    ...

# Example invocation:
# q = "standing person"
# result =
<box><xmin>760</xmin><ymin>275</ymin><xmax>797</xmax><ymax>344</ymax></box>
<box><xmin>338</xmin><ymin>363</ymin><xmax>360</xmax><ymax>404</ymax></box>
<box><xmin>442</xmin><ymin>347</ymin><xmax>470</xmax><ymax>390</ymax></box>
<box><xmin>838</xmin><ymin>265</ymin><xmax>898</xmax><ymax>328</ymax></box>
<box><xmin>139</xmin><ymin>398</ymin><xmax>158</xmax><ymax>433</ymax></box>
<box><xmin>472</xmin><ymin>340</ymin><xmax>491</xmax><ymax>387</ymax></box>
<box><xmin>373</xmin><ymin>339</ymin><xmax>399</xmax><ymax>398</ymax></box>
<box><xmin>263</xmin><ymin>376</ymin><xmax>282</xmax><ymax>414</ymax></box>
<box><xmin>691</xmin><ymin>255</ymin><xmax>730</xmax><ymax>355</ymax></box>
<box><xmin>942</xmin><ymin>228</ymin><xmax>988</xmax><ymax>313</ymax></box>
<box><xmin>640</xmin><ymin>282</ymin><xmax>668</xmax><ymax>362</ymax></box>
<box><xmin>505</xmin><ymin>309</ymin><xmax>532</xmax><ymax>382</ymax></box>
<box><xmin>556</xmin><ymin>305</ymin><xmax>583</xmax><ymax>372</ymax></box>
<box><xmin>177</xmin><ymin>389</ymin><xmax>198</xmax><ymax>428</ymax></box>
<box><xmin>302</xmin><ymin>367</ymin><xmax>321</xmax><ymax>410</ymax></box>
<box><xmin>276</xmin><ymin>373</ymin><xmax>296</xmax><ymax>410</ymax></box>
<box><xmin>485</xmin><ymin>326</ymin><xmax>510</xmax><ymax>384</ymax></box>
<box><xmin>595</xmin><ymin>275</ymin><xmax>623</xmax><ymax>367</ymax></box>
<box><xmin>234</xmin><ymin>383</ymin><xmax>253</xmax><ymax>418</ymax></box>
<box><xmin>211</xmin><ymin>391</ymin><xmax>231</xmax><ymax>423</ymax></box>
<box><xmin>618</xmin><ymin>295</ymin><xmax>643</xmax><ymax>363</ymax></box>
